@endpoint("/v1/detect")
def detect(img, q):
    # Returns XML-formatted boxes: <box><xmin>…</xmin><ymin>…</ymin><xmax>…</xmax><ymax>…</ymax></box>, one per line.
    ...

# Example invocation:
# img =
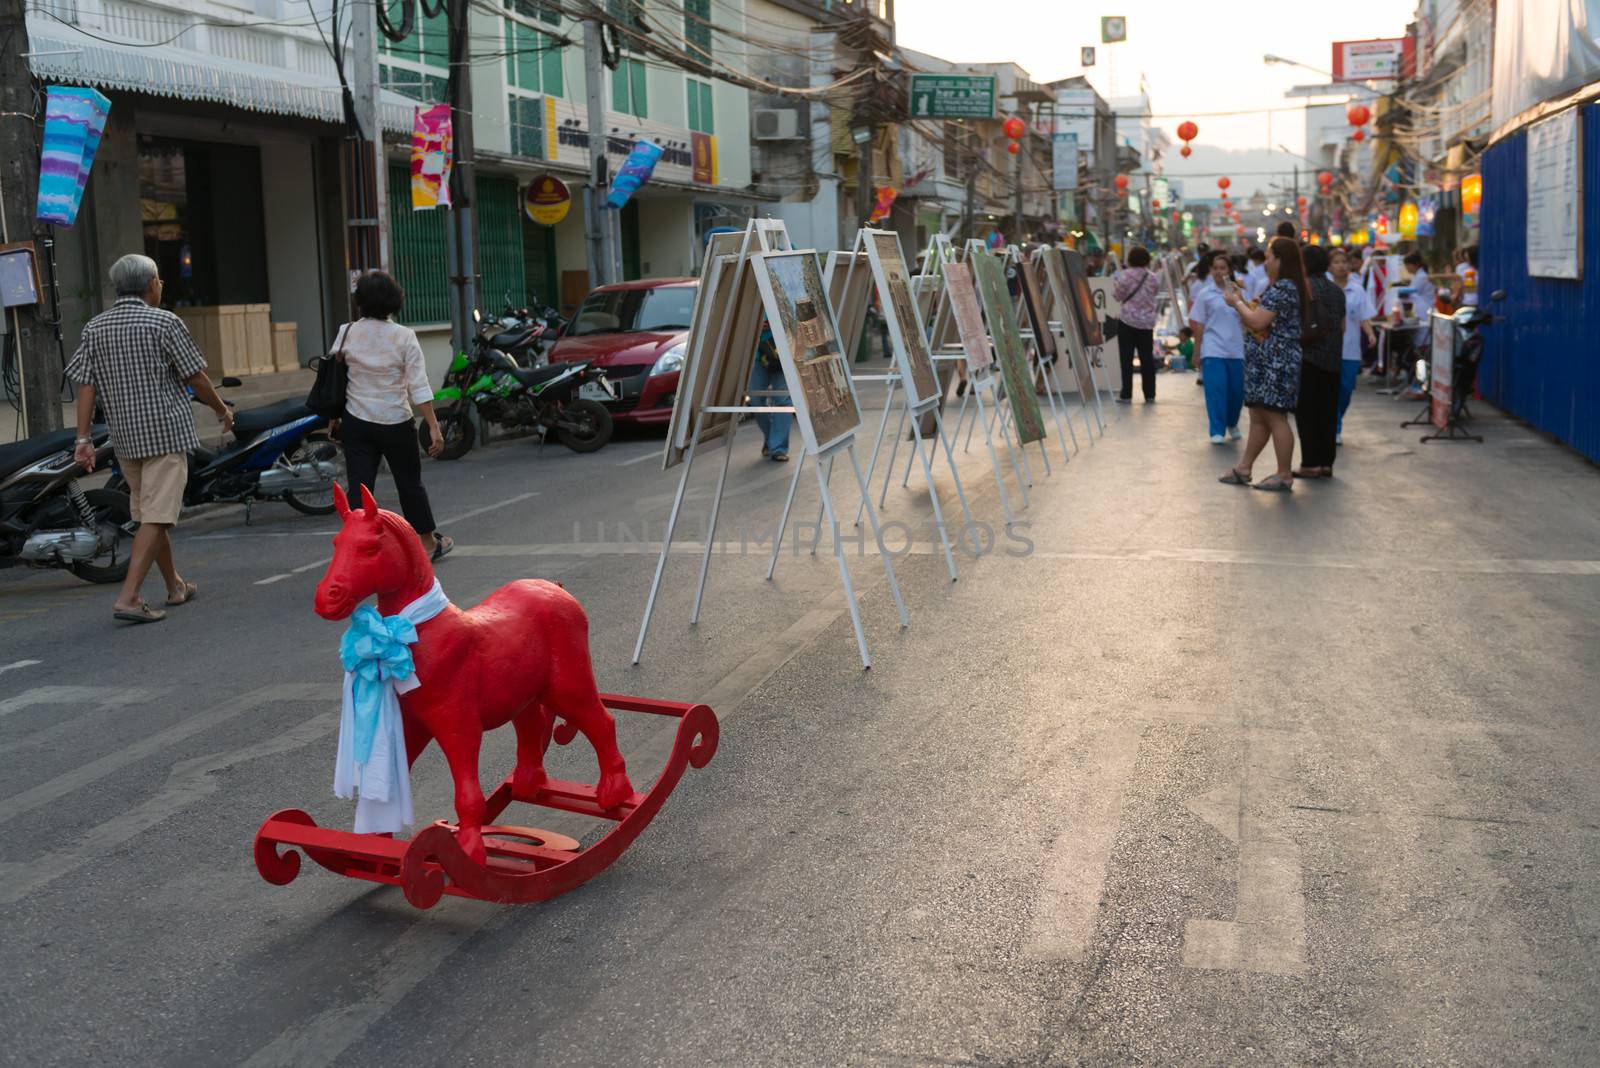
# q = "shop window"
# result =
<box><xmin>379</xmin><ymin>1</ymin><xmax>448</xmax><ymax>69</ymax></box>
<box><xmin>684</xmin><ymin>0</ymin><xmax>710</xmax><ymax>64</ymax></box>
<box><xmin>505</xmin><ymin>0</ymin><xmax>564</xmax><ymax>98</ymax></box>
<box><xmin>138</xmin><ymin>136</ymin><xmax>268</xmax><ymax>310</ymax></box>
<box><xmin>686</xmin><ymin>79</ymin><xmax>713</xmax><ymax>135</ymax></box>
<box><xmin>381</xmin><ymin>63</ymin><xmax>448</xmax><ymax>104</ymax></box>
<box><xmin>612</xmin><ymin>58</ymin><xmax>648</xmax><ymax>119</ymax></box>
<box><xmin>508</xmin><ymin>95</ymin><xmax>545</xmax><ymax>160</ymax></box>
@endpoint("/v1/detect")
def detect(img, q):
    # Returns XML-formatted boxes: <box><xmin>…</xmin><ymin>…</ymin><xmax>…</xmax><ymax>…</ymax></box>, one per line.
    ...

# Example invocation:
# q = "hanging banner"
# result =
<box><xmin>607</xmin><ymin>140</ymin><xmax>665</xmax><ymax>209</ymax></box>
<box><xmin>1052</xmin><ymin>132</ymin><xmax>1078</xmax><ymax>192</ymax></box>
<box><xmin>36</xmin><ymin>86</ymin><xmax>112</xmax><ymax>228</ymax></box>
<box><xmin>411</xmin><ymin>104</ymin><xmax>453</xmax><ymax>210</ymax></box>
<box><xmin>523</xmin><ymin>175</ymin><xmax>571</xmax><ymax>226</ymax></box>
<box><xmin>868</xmin><ymin>186</ymin><xmax>898</xmax><ymax>224</ymax></box>
<box><xmin>691</xmin><ymin>132</ymin><xmax>717</xmax><ymax>185</ymax></box>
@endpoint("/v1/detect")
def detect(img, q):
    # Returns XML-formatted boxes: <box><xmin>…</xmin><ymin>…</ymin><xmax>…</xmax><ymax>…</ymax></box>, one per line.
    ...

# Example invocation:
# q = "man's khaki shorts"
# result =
<box><xmin>121</xmin><ymin>452</ymin><xmax>187</xmax><ymax>525</ymax></box>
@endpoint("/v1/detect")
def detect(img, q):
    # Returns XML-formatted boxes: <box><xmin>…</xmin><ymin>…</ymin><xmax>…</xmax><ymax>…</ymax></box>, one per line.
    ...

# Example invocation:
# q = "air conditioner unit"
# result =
<box><xmin>753</xmin><ymin>109</ymin><xmax>802</xmax><ymax>141</ymax></box>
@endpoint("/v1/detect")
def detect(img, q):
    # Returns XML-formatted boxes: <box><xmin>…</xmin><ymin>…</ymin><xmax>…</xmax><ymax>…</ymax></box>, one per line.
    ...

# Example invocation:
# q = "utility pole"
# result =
<box><xmin>1012</xmin><ymin>114</ymin><xmax>1024</xmax><ymax>245</ymax></box>
<box><xmin>349</xmin><ymin>0</ymin><xmax>389</xmax><ymax>272</ymax></box>
<box><xmin>855</xmin><ymin>125</ymin><xmax>874</xmax><ymax>230</ymax></box>
<box><xmin>443</xmin><ymin>0</ymin><xmax>478</xmax><ymax>355</ymax></box>
<box><xmin>960</xmin><ymin>126</ymin><xmax>976</xmax><ymax>243</ymax></box>
<box><xmin>583</xmin><ymin>14</ymin><xmax>617</xmax><ymax>287</ymax></box>
<box><xmin>0</xmin><ymin>1</ymin><xmax>61</xmax><ymax>436</ymax></box>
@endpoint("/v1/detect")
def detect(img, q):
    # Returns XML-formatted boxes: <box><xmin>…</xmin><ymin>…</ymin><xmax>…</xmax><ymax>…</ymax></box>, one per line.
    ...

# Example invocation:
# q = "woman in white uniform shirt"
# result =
<box><xmin>1329</xmin><ymin>248</ymin><xmax>1377</xmax><ymax>441</ymax></box>
<box><xmin>1188</xmin><ymin>252</ymin><xmax>1246</xmax><ymax>442</ymax></box>
<box><xmin>336</xmin><ymin>270</ymin><xmax>453</xmax><ymax>560</ymax></box>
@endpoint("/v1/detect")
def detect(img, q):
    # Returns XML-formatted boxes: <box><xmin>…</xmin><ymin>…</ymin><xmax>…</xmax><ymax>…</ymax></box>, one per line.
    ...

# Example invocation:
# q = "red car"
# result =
<box><xmin>548</xmin><ymin>278</ymin><xmax>697</xmax><ymax>427</ymax></box>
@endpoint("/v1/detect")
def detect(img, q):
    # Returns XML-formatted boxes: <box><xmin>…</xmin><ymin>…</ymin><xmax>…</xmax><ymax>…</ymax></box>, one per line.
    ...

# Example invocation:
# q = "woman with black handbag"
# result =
<box><xmin>322</xmin><ymin>270</ymin><xmax>453</xmax><ymax>560</ymax></box>
<box><xmin>1111</xmin><ymin>246</ymin><xmax>1160</xmax><ymax>403</ymax></box>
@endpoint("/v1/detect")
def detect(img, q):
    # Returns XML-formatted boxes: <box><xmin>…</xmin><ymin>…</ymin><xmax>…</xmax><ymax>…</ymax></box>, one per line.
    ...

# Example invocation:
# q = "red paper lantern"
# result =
<box><xmin>1297</xmin><ymin>196</ymin><xmax>1308</xmax><ymax>207</ymax></box>
<box><xmin>1180</xmin><ymin>145</ymin><xmax>1192</xmax><ymax>158</ymax></box>
<box><xmin>1317</xmin><ymin>171</ymin><xmax>1334</xmax><ymax>187</ymax></box>
<box><xmin>1171</xmin><ymin>211</ymin><xmax>1182</xmax><ymax>223</ymax></box>
<box><xmin>1352</xmin><ymin>129</ymin><xmax>1366</xmax><ymax>142</ymax></box>
<box><xmin>1115</xmin><ymin>174</ymin><xmax>1129</xmax><ymax>191</ymax></box>
<box><xmin>1346</xmin><ymin>103</ymin><xmax>1370</xmax><ymax>127</ymax></box>
<box><xmin>1222</xmin><ymin>199</ymin><xmax>1232</xmax><ymax>209</ymax></box>
<box><xmin>1006</xmin><ymin>140</ymin><xmax>1020</xmax><ymax>155</ymax></box>
<box><xmin>1217</xmin><ymin>176</ymin><xmax>1231</xmax><ymax>191</ymax></box>
<box><xmin>1177</xmin><ymin>120</ymin><xmax>1199</xmax><ymax>143</ymax></box>
<box><xmin>1151</xmin><ymin>200</ymin><xmax>1161</xmax><ymax>210</ymax></box>
<box><xmin>1002</xmin><ymin>115</ymin><xmax>1026</xmax><ymax>140</ymax></box>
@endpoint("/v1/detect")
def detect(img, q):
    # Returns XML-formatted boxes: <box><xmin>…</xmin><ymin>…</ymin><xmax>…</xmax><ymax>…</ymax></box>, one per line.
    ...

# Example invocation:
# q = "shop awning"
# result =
<box><xmin>26</xmin><ymin>20</ymin><xmax>415</xmax><ymax>135</ymax></box>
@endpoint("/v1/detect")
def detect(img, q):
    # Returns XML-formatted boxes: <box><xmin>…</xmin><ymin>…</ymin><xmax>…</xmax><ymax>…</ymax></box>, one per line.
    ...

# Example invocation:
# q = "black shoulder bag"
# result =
<box><xmin>305</xmin><ymin>323</ymin><xmax>351</xmax><ymax>420</ymax></box>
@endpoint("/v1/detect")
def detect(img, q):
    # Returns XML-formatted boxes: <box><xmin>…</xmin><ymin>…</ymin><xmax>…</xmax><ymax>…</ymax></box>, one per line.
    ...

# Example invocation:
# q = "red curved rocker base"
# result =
<box><xmin>253</xmin><ymin>695</ymin><xmax>717</xmax><ymax>909</ymax></box>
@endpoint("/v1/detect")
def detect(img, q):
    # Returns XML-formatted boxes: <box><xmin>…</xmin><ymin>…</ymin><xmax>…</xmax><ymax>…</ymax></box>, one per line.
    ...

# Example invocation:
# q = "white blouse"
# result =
<box><xmin>335</xmin><ymin>318</ymin><xmax>434</xmax><ymax>425</ymax></box>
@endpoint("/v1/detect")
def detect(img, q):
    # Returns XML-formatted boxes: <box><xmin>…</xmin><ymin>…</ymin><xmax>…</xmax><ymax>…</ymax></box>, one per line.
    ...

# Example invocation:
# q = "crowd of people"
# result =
<box><xmin>1100</xmin><ymin>223</ymin><xmax>1475</xmax><ymax>493</ymax></box>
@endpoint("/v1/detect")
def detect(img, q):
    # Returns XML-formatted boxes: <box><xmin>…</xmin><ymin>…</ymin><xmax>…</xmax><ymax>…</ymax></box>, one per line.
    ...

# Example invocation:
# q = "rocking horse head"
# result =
<box><xmin>314</xmin><ymin>484</ymin><xmax>436</xmax><ymax>620</ymax></box>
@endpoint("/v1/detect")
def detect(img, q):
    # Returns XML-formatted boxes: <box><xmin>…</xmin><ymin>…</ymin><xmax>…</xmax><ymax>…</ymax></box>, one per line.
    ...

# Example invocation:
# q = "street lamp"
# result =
<box><xmin>1263</xmin><ymin>53</ymin><xmax>1334</xmax><ymax>78</ymax></box>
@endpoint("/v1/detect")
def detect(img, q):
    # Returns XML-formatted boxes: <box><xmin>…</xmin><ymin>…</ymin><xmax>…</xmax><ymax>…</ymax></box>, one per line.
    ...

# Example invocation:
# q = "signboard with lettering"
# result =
<box><xmin>909</xmin><ymin>74</ymin><xmax>997</xmax><ymax>120</ymax></box>
<box><xmin>1052</xmin><ymin>132</ymin><xmax>1078</xmax><ymax>192</ymax></box>
<box><xmin>1331</xmin><ymin>37</ymin><xmax>1411</xmax><ymax>82</ymax></box>
<box><xmin>1526</xmin><ymin>107</ymin><xmax>1583</xmax><ymax>280</ymax></box>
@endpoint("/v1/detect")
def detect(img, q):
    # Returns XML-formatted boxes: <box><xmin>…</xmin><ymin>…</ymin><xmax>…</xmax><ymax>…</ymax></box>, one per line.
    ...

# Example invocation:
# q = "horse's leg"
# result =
<box><xmin>434</xmin><ymin>730</ymin><xmax>489</xmax><ymax>865</ymax></box>
<box><xmin>510</xmin><ymin>706</ymin><xmax>553</xmax><ymax>802</ymax></box>
<box><xmin>551</xmin><ymin>680</ymin><xmax>634</xmax><ymax>810</ymax></box>
<box><xmin>403</xmin><ymin>716</ymin><xmax>433</xmax><ymax>767</ymax></box>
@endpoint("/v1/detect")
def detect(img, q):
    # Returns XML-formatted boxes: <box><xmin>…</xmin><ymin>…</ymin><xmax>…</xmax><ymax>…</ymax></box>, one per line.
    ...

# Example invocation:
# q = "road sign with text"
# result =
<box><xmin>909</xmin><ymin>74</ymin><xmax>997</xmax><ymax>119</ymax></box>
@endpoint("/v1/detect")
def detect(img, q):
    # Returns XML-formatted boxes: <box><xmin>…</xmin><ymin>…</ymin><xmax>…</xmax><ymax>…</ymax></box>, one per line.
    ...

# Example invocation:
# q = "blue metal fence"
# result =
<box><xmin>1478</xmin><ymin>102</ymin><xmax>1600</xmax><ymax>463</ymax></box>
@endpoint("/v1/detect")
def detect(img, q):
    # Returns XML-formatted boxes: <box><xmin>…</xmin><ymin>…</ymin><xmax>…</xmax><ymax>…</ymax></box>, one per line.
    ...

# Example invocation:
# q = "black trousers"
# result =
<box><xmin>1296</xmin><ymin>361</ymin><xmax>1340</xmax><ymax>469</ymax></box>
<box><xmin>1118</xmin><ymin>326</ymin><xmax>1156</xmax><ymax>400</ymax></box>
<box><xmin>341</xmin><ymin>412</ymin><xmax>438</xmax><ymax>535</ymax></box>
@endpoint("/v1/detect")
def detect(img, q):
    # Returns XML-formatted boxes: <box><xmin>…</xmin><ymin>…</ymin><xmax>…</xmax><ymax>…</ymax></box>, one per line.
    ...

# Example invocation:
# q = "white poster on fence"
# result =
<box><xmin>1526</xmin><ymin>107</ymin><xmax>1584</xmax><ymax>280</ymax></box>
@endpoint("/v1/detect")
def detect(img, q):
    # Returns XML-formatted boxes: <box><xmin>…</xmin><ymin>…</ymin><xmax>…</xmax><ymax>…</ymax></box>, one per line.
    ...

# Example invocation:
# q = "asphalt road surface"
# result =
<box><xmin>3</xmin><ymin>378</ymin><xmax>1598</xmax><ymax>1067</ymax></box>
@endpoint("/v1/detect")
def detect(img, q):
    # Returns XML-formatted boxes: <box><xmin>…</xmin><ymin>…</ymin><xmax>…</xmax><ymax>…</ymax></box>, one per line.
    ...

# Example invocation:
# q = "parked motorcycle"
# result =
<box><xmin>107</xmin><ymin>384</ymin><xmax>345</xmax><ymax>523</ymax></box>
<box><xmin>0</xmin><ymin>425</ymin><xmax>135</xmax><ymax>584</ymax></box>
<box><xmin>424</xmin><ymin>310</ymin><xmax>613</xmax><ymax>460</ymax></box>
<box><xmin>487</xmin><ymin>292</ymin><xmax>568</xmax><ymax>368</ymax></box>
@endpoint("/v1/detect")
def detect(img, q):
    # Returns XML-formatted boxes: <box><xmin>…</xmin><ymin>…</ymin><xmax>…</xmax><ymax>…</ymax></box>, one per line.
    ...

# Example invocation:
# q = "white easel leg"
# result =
<box><xmin>766</xmin><ymin>447</ymin><xmax>807</xmax><ymax>580</ymax></box>
<box><xmin>848</xmin><ymin>443</ymin><xmax>910</xmax><ymax>628</ymax></box>
<box><xmin>952</xmin><ymin>386</ymin><xmax>972</xmax><ymax>452</ymax></box>
<box><xmin>1087</xmin><ymin>347</ymin><xmax>1111</xmax><ymax>429</ymax></box>
<box><xmin>690</xmin><ymin>428</ymin><xmax>739</xmax><ymax>625</ymax></box>
<box><xmin>995</xmin><ymin>396</ymin><xmax>1034</xmax><ymax>501</ymax></box>
<box><xmin>909</xmin><ymin>414</ymin><xmax>958</xmax><ymax>582</ymax></box>
<box><xmin>973</xmin><ymin>386</ymin><xmax>1019</xmax><ymax>525</ymax></box>
<box><xmin>810</xmin><ymin>454</ymin><xmax>835</xmax><ymax>555</ymax></box>
<box><xmin>931</xmin><ymin>406</ymin><xmax>976</xmax><ymax>533</ymax></box>
<box><xmin>1042</xmin><ymin>358</ymin><xmax>1078</xmax><ymax>458</ymax></box>
<box><xmin>815</xmin><ymin>452</ymin><xmax>871</xmax><ymax>668</ymax></box>
<box><xmin>633</xmin><ymin>421</ymin><xmax>703</xmax><ymax>664</ymax></box>
<box><xmin>852</xmin><ymin>376</ymin><xmax>898</xmax><ymax>529</ymax></box>
<box><xmin>879</xmin><ymin>401</ymin><xmax>908</xmax><ymax>509</ymax></box>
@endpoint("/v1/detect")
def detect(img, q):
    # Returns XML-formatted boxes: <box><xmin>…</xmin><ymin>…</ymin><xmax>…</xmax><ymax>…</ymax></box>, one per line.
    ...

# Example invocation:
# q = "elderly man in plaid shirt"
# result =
<box><xmin>68</xmin><ymin>254</ymin><xmax>234</xmax><ymax>624</ymax></box>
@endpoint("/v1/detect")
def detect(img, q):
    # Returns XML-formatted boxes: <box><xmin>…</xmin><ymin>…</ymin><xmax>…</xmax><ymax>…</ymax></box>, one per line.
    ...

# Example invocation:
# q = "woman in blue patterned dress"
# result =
<box><xmin>1218</xmin><ymin>237</ymin><xmax>1311</xmax><ymax>492</ymax></box>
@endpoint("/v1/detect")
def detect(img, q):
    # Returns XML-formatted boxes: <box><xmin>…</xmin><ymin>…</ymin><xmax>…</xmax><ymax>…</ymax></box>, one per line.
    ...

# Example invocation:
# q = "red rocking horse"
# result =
<box><xmin>251</xmin><ymin>485</ymin><xmax>717</xmax><ymax>908</ymax></box>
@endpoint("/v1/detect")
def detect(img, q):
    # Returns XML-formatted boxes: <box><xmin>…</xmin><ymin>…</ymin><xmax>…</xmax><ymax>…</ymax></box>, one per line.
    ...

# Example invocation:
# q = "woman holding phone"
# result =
<box><xmin>1217</xmin><ymin>237</ymin><xmax>1310</xmax><ymax>492</ymax></box>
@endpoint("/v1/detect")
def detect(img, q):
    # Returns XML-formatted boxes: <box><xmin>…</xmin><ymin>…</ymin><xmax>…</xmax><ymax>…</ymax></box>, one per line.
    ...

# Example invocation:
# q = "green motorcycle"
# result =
<box><xmin>424</xmin><ymin>332</ymin><xmax>615</xmax><ymax>461</ymax></box>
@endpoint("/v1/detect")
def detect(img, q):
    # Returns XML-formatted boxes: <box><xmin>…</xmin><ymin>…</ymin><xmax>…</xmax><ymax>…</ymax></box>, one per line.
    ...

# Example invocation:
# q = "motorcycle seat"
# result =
<box><xmin>491</xmin><ymin>329</ymin><xmax>535</xmax><ymax>350</ymax></box>
<box><xmin>232</xmin><ymin>399</ymin><xmax>315</xmax><ymax>439</ymax></box>
<box><xmin>0</xmin><ymin>428</ymin><xmax>81</xmax><ymax>478</ymax></box>
<box><xmin>509</xmin><ymin>363</ymin><xmax>579</xmax><ymax>388</ymax></box>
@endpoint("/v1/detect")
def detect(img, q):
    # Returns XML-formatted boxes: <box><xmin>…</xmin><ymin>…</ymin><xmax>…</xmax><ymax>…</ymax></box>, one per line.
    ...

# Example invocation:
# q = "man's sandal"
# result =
<box><xmin>113</xmin><ymin>601</ymin><xmax>167</xmax><ymax>624</ymax></box>
<box><xmin>166</xmin><ymin>580</ymin><xmax>198</xmax><ymax>606</ymax></box>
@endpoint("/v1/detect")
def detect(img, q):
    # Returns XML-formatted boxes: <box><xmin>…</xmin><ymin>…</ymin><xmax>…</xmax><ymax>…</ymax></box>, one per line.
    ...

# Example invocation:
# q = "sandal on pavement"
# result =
<box><xmin>770</xmin><ymin>451</ymin><xmax>789</xmax><ymax>462</ymax></box>
<box><xmin>431</xmin><ymin>534</ymin><xmax>455</xmax><ymax>561</ymax></box>
<box><xmin>1253</xmin><ymin>475</ymin><xmax>1294</xmax><ymax>493</ymax></box>
<box><xmin>166</xmin><ymin>580</ymin><xmax>198</xmax><ymax>606</ymax></box>
<box><xmin>113</xmin><ymin>601</ymin><xmax>166</xmax><ymax>624</ymax></box>
<box><xmin>1218</xmin><ymin>467</ymin><xmax>1252</xmax><ymax>485</ymax></box>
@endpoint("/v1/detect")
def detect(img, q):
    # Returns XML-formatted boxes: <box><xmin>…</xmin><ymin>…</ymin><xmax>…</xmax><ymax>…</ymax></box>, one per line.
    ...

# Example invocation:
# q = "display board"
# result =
<box><xmin>1430</xmin><ymin>310</ymin><xmax>1454</xmax><ymax>429</ymax></box>
<box><xmin>1088</xmin><ymin>276</ymin><xmax>1121</xmax><ymax>325</ymax></box>
<box><xmin>942</xmin><ymin>263</ymin><xmax>994</xmax><ymax>372</ymax></box>
<box><xmin>825</xmin><ymin>250</ymin><xmax>873</xmax><ymax>359</ymax></box>
<box><xmin>970</xmin><ymin>253</ymin><xmax>1046</xmax><ymax>445</ymax></box>
<box><xmin>664</xmin><ymin>223</ymin><xmax>787</xmax><ymax>468</ymax></box>
<box><xmin>1526</xmin><ymin>107</ymin><xmax>1584</xmax><ymax>280</ymax></box>
<box><xmin>1017</xmin><ymin>259</ymin><xmax>1057</xmax><ymax>363</ymax></box>
<box><xmin>1039</xmin><ymin>252</ymin><xmax>1099</xmax><ymax>401</ymax></box>
<box><xmin>1053</xmin><ymin>248</ymin><xmax>1104</xmax><ymax>348</ymax></box>
<box><xmin>864</xmin><ymin>229</ymin><xmax>942</xmax><ymax>408</ymax></box>
<box><xmin>749</xmin><ymin>251</ymin><xmax>864</xmax><ymax>455</ymax></box>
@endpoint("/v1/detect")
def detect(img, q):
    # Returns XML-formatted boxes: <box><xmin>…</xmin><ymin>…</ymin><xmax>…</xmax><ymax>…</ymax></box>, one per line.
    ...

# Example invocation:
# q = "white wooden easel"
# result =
<box><xmin>634</xmin><ymin>223</ymin><xmax>908</xmax><ymax>669</ymax></box>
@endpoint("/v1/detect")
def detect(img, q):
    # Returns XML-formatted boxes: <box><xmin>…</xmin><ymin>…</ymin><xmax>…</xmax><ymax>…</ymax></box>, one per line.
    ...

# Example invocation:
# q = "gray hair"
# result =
<box><xmin>110</xmin><ymin>253</ymin><xmax>159</xmax><ymax>297</ymax></box>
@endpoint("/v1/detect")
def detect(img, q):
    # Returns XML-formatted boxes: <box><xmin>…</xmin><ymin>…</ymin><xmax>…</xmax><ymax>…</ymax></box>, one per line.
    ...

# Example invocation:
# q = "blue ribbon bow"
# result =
<box><xmin>339</xmin><ymin>605</ymin><xmax>420</xmax><ymax>765</ymax></box>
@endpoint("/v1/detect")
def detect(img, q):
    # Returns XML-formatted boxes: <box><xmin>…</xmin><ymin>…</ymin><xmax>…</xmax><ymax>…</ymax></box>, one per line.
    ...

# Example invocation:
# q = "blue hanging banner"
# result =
<box><xmin>36</xmin><ymin>86</ymin><xmax>112</xmax><ymax>228</ymax></box>
<box><xmin>606</xmin><ymin>140</ymin><xmax>664</xmax><ymax>210</ymax></box>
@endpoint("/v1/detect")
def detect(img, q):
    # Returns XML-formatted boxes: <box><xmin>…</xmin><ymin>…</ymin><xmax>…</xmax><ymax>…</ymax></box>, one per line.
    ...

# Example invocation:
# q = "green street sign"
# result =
<box><xmin>909</xmin><ymin>74</ymin><xmax>997</xmax><ymax>120</ymax></box>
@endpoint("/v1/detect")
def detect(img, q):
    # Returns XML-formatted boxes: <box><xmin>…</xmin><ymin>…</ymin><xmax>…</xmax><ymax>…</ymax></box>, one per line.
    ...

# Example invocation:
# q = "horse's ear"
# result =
<box><xmin>333</xmin><ymin>482</ymin><xmax>350</xmax><ymax>518</ymax></box>
<box><xmin>360</xmin><ymin>484</ymin><xmax>379</xmax><ymax>518</ymax></box>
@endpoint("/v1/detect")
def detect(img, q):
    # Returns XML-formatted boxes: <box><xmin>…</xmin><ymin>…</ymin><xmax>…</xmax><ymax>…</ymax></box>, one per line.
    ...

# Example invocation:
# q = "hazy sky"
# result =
<box><xmin>895</xmin><ymin>0</ymin><xmax>1408</xmax><ymax>190</ymax></box>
